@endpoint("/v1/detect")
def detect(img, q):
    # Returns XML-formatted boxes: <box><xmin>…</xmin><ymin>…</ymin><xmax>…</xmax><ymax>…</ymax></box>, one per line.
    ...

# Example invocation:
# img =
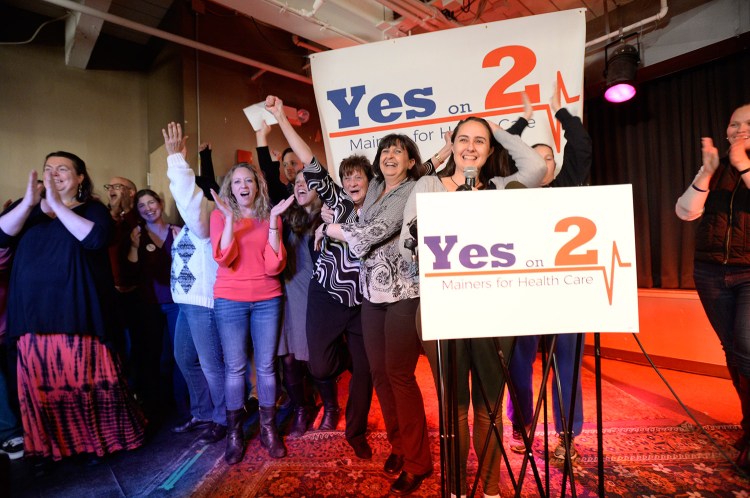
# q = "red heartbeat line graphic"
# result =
<box><xmin>424</xmin><ymin>241</ymin><xmax>632</xmax><ymax>305</ymax></box>
<box><xmin>328</xmin><ymin>72</ymin><xmax>579</xmax><ymax>154</ymax></box>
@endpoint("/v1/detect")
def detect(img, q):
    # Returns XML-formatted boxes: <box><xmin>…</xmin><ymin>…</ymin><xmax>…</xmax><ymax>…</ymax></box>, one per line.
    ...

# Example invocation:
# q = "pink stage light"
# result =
<box><xmin>604</xmin><ymin>83</ymin><xmax>637</xmax><ymax>103</ymax></box>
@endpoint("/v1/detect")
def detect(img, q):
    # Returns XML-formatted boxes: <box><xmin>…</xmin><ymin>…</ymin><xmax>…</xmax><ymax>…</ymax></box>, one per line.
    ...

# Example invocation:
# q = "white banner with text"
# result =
<box><xmin>309</xmin><ymin>9</ymin><xmax>586</xmax><ymax>178</ymax></box>
<box><xmin>417</xmin><ymin>185</ymin><xmax>639</xmax><ymax>341</ymax></box>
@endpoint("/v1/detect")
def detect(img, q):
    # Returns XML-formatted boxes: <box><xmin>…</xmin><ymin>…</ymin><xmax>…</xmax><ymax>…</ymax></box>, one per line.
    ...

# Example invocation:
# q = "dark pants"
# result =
<box><xmin>694</xmin><ymin>260</ymin><xmax>750</xmax><ymax>436</ymax></box>
<box><xmin>306</xmin><ymin>280</ymin><xmax>372</xmax><ymax>443</ymax></box>
<box><xmin>113</xmin><ymin>289</ymin><xmax>139</xmax><ymax>385</ymax></box>
<box><xmin>131</xmin><ymin>302</ymin><xmax>188</xmax><ymax>421</ymax></box>
<box><xmin>507</xmin><ymin>333</ymin><xmax>585</xmax><ymax>436</ymax></box>
<box><xmin>421</xmin><ymin>336</ymin><xmax>510</xmax><ymax>496</ymax></box>
<box><xmin>362</xmin><ymin>297</ymin><xmax>431</xmax><ymax>475</ymax></box>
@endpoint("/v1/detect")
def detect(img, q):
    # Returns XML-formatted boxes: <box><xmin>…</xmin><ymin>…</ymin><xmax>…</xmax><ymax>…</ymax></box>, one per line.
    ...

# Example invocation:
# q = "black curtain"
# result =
<box><xmin>584</xmin><ymin>50</ymin><xmax>750</xmax><ymax>289</ymax></box>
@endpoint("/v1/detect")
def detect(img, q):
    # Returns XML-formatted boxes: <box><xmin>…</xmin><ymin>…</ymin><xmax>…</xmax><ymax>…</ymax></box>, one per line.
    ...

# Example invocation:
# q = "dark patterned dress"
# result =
<box><xmin>0</xmin><ymin>200</ymin><xmax>146</xmax><ymax>460</ymax></box>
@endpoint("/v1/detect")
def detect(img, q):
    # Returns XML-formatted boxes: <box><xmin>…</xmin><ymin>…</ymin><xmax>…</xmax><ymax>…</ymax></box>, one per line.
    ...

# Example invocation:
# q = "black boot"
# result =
<box><xmin>316</xmin><ymin>378</ymin><xmax>340</xmax><ymax>431</ymax></box>
<box><xmin>224</xmin><ymin>409</ymin><xmax>245</xmax><ymax>465</ymax></box>
<box><xmin>287</xmin><ymin>382</ymin><xmax>312</xmax><ymax>438</ymax></box>
<box><xmin>259</xmin><ymin>406</ymin><xmax>287</xmax><ymax>458</ymax></box>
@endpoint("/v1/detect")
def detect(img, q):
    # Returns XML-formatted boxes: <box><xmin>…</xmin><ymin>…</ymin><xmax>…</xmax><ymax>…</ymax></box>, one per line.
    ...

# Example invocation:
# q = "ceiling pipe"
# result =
<box><xmin>585</xmin><ymin>0</ymin><xmax>668</xmax><ymax>48</ymax></box>
<box><xmin>292</xmin><ymin>35</ymin><xmax>324</xmax><ymax>53</ymax></box>
<box><xmin>375</xmin><ymin>0</ymin><xmax>439</xmax><ymax>32</ymax></box>
<box><xmin>40</xmin><ymin>0</ymin><xmax>313</xmax><ymax>84</ymax></box>
<box><xmin>375</xmin><ymin>0</ymin><xmax>458</xmax><ymax>31</ymax></box>
<box><xmin>258</xmin><ymin>0</ymin><xmax>371</xmax><ymax>45</ymax></box>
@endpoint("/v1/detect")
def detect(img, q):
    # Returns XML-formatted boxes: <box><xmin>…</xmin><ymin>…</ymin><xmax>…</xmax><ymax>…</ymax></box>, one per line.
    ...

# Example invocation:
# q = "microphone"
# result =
<box><xmin>456</xmin><ymin>167</ymin><xmax>478</xmax><ymax>191</ymax></box>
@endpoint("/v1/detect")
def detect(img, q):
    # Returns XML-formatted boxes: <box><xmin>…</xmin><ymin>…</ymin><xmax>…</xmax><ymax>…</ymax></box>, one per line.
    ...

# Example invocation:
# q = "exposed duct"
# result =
<box><xmin>40</xmin><ymin>0</ymin><xmax>313</xmax><ymax>84</ymax></box>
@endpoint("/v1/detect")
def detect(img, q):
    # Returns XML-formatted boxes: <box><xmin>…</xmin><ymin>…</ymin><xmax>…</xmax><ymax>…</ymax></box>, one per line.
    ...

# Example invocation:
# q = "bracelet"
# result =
<box><xmin>691</xmin><ymin>184</ymin><xmax>708</xmax><ymax>193</ymax></box>
<box><xmin>741</xmin><ymin>168</ymin><xmax>750</xmax><ymax>175</ymax></box>
<box><xmin>433</xmin><ymin>152</ymin><xmax>442</xmax><ymax>163</ymax></box>
<box><xmin>269</xmin><ymin>227</ymin><xmax>278</xmax><ymax>231</ymax></box>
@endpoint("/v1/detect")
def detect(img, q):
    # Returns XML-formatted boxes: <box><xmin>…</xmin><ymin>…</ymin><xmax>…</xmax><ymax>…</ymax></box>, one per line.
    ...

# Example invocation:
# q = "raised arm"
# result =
<box><xmin>255</xmin><ymin>121</ymin><xmax>288</xmax><ymax>206</ymax></box>
<box><xmin>0</xmin><ymin>170</ymin><xmax>43</xmax><ymax>237</ymax></box>
<box><xmin>505</xmin><ymin>91</ymin><xmax>533</xmax><ymax>136</ymax></box>
<box><xmin>265</xmin><ymin>95</ymin><xmax>314</xmax><ymax>165</ymax></box>
<box><xmin>549</xmin><ymin>86</ymin><xmax>592</xmax><ymax>186</ymax></box>
<box><xmin>163</xmin><ymin>122</ymin><xmax>212</xmax><ymax>239</ymax></box>
<box><xmin>489</xmin><ymin>125</ymin><xmax>546</xmax><ymax>189</ymax></box>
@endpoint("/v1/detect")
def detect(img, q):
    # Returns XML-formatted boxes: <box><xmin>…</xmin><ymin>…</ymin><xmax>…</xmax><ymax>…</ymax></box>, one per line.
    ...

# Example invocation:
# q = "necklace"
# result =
<box><xmin>450</xmin><ymin>175</ymin><xmax>461</xmax><ymax>188</ymax></box>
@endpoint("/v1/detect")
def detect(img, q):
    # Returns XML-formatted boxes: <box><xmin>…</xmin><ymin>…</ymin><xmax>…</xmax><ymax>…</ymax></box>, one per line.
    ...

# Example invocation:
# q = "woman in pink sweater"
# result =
<box><xmin>210</xmin><ymin>163</ymin><xmax>290</xmax><ymax>464</ymax></box>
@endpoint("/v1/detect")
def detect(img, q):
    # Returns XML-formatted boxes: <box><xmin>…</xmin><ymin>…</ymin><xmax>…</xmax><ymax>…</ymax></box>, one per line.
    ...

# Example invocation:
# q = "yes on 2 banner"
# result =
<box><xmin>310</xmin><ymin>9</ymin><xmax>586</xmax><ymax>178</ymax></box>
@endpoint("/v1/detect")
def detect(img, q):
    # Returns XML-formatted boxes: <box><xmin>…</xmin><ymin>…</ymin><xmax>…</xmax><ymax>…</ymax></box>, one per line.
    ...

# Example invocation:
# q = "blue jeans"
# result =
<box><xmin>214</xmin><ymin>297</ymin><xmax>282</xmax><ymax>410</ymax></box>
<box><xmin>507</xmin><ymin>333</ymin><xmax>585</xmax><ymax>436</ymax></box>
<box><xmin>175</xmin><ymin>304</ymin><xmax>223</xmax><ymax>424</ymax></box>
<box><xmin>694</xmin><ymin>261</ymin><xmax>750</xmax><ymax>376</ymax></box>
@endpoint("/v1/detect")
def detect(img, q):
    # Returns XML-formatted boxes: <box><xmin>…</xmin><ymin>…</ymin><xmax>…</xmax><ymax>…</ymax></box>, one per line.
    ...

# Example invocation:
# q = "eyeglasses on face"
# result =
<box><xmin>103</xmin><ymin>184</ymin><xmax>131</xmax><ymax>191</ymax></box>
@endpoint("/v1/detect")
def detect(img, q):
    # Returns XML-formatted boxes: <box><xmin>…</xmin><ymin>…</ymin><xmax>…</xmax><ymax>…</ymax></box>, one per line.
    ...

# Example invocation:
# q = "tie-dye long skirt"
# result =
<box><xmin>16</xmin><ymin>333</ymin><xmax>147</xmax><ymax>461</ymax></box>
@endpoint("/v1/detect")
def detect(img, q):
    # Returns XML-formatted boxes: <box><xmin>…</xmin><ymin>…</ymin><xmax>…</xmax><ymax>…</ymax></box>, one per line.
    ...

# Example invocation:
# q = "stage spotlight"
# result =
<box><xmin>604</xmin><ymin>42</ymin><xmax>640</xmax><ymax>103</ymax></box>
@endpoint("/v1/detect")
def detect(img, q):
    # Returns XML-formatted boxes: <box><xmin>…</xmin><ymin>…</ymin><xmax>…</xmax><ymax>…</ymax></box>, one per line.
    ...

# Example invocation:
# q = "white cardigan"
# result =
<box><xmin>167</xmin><ymin>153</ymin><xmax>218</xmax><ymax>309</ymax></box>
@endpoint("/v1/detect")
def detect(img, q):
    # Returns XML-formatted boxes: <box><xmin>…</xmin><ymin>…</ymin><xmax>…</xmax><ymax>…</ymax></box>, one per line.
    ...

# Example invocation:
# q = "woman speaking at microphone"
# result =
<box><xmin>400</xmin><ymin>116</ymin><xmax>545</xmax><ymax>498</ymax></box>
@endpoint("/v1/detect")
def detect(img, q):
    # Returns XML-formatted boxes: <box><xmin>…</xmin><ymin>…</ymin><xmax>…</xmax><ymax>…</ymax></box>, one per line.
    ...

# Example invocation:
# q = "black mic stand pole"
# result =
<box><xmin>594</xmin><ymin>333</ymin><xmax>605</xmax><ymax>497</ymax></box>
<box><xmin>436</xmin><ymin>338</ymin><xmax>462</xmax><ymax>498</ymax></box>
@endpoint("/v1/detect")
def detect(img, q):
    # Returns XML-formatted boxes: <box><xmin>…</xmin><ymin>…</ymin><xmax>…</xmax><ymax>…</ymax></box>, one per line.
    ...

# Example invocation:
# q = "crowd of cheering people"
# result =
<box><xmin>1</xmin><ymin>91</ymin><xmax>748</xmax><ymax>496</ymax></box>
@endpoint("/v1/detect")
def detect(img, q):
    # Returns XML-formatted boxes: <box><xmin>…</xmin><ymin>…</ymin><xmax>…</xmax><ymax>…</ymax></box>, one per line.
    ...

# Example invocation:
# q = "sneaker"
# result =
<box><xmin>552</xmin><ymin>435</ymin><xmax>579</xmax><ymax>462</ymax></box>
<box><xmin>0</xmin><ymin>436</ymin><xmax>24</xmax><ymax>460</ymax></box>
<box><xmin>510</xmin><ymin>428</ymin><xmax>526</xmax><ymax>454</ymax></box>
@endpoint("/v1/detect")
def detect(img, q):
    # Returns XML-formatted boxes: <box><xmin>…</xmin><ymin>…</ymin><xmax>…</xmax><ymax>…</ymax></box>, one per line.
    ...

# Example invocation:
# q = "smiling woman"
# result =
<box><xmin>210</xmin><ymin>162</ymin><xmax>289</xmax><ymax>463</ymax></box>
<box><xmin>126</xmin><ymin>189</ymin><xmax>186</xmax><ymax>428</ymax></box>
<box><xmin>0</xmin><ymin>151</ymin><xmax>146</xmax><ymax>461</ymax></box>
<box><xmin>399</xmin><ymin>115</ymin><xmax>546</xmax><ymax>498</ymax></box>
<box><xmin>312</xmin><ymin>133</ymin><xmax>435</xmax><ymax>496</ymax></box>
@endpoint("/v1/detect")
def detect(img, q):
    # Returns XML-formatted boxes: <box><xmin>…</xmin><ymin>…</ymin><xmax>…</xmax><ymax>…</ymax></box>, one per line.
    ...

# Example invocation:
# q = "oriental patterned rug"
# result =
<box><xmin>193</xmin><ymin>356</ymin><xmax>749</xmax><ymax>497</ymax></box>
<box><xmin>193</xmin><ymin>423</ymin><xmax>749</xmax><ymax>497</ymax></box>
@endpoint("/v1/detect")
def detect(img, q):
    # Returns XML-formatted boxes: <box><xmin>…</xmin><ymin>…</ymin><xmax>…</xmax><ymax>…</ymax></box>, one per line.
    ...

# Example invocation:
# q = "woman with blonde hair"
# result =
<box><xmin>210</xmin><ymin>163</ymin><xmax>290</xmax><ymax>463</ymax></box>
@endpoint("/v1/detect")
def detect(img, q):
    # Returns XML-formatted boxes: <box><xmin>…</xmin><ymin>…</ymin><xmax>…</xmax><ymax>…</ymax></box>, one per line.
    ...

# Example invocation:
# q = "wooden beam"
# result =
<box><xmin>64</xmin><ymin>0</ymin><xmax>111</xmax><ymax>68</ymax></box>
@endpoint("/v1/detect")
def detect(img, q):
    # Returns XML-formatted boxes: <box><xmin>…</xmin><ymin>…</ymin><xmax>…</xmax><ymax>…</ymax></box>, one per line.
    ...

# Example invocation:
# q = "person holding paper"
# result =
<box><xmin>505</xmin><ymin>89</ymin><xmax>592</xmax><ymax>462</ymax></box>
<box><xmin>400</xmin><ymin>116</ymin><xmax>545</xmax><ymax>498</ymax></box>
<box><xmin>676</xmin><ymin>103</ymin><xmax>750</xmax><ymax>472</ymax></box>
<box><xmin>266</xmin><ymin>94</ymin><xmax>376</xmax><ymax>459</ymax></box>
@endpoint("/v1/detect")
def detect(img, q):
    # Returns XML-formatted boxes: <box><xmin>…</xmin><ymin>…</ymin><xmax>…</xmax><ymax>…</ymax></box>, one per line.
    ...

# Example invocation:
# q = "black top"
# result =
<box><xmin>508</xmin><ymin>108</ymin><xmax>592</xmax><ymax>187</ymax></box>
<box><xmin>257</xmin><ymin>145</ymin><xmax>293</xmax><ymax>206</ymax></box>
<box><xmin>0</xmin><ymin>200</ymin><xmax>118</xmax><ymax>342</ymax></box>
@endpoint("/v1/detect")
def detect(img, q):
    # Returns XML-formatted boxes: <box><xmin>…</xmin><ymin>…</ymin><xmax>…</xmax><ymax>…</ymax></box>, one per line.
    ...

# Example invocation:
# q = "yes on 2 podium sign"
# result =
<box><xmin>417</xmin><ymin>185</ymin><xmax>639</xmax><ymax>341</ymax></box>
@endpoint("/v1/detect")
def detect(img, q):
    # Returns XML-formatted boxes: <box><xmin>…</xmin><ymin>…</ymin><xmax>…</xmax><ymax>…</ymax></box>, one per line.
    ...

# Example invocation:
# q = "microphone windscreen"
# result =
<box><xmin>505</xmin><ymin>181</ymin><xmax>526</xmax><ymax>189</ymax></box>
<box><xmin>464</xmin><ymin>167</ymin><xmax>478</xmax><ymax>180</ymax></box>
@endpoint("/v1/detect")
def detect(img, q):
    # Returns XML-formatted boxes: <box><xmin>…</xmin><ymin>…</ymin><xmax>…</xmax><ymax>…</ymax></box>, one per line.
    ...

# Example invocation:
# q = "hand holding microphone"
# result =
<box><xmin>455</xmin><ymin>167</ymin><xmax>478</xmax><ymax>191</ymax></box>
